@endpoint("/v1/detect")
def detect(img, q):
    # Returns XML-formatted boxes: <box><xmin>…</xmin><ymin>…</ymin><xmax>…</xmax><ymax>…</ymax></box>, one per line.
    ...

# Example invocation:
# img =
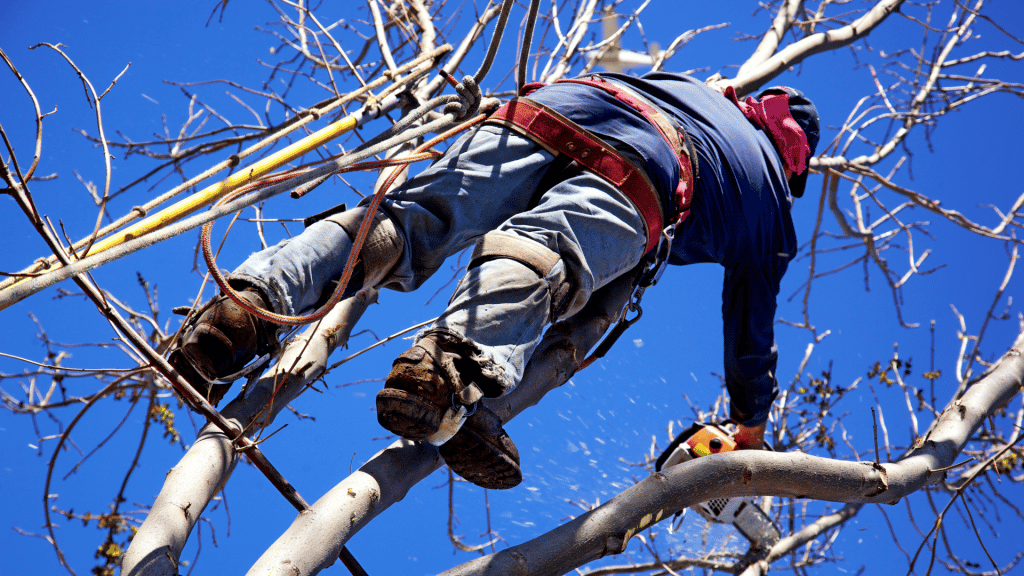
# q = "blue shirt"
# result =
<box><xmin>529</xmin><ymin>73</ymin><xmax>797</xmax><ymax>426</ymax></box>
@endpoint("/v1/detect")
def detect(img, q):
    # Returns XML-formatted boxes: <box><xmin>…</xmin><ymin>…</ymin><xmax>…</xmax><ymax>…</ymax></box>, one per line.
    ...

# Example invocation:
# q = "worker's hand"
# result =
<box><xmin>733</xmin><ymin>422</ymin><xmax>767</xmax><ymax>450</ymax></box>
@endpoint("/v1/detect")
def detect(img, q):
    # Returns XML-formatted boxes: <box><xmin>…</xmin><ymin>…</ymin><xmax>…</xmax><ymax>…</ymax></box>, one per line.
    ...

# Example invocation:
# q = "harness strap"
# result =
<box><xmin>500</xmin><ymin>77</ymin><xmax>695</xmax><ymax>365</ymax></box>
<box><xmin>469</xmin><ymin>230</ymin><xmax>560</xmax><ymax>277</ymax></box>
<box><xmin>468</xmin><ymin>230</ymin><xmax>575</xmax><ymax>321</ymax></box>
<box><xmin>486</xmin><ymin>98</ymin><xmax>664</xmax><ymax>253</ymax></box>
<box><xmin>554</xmin><ymin>77</ymin><xmax>695</xmax><ymax>223</ymax></box>
<box><xmin>522</xmin><ymin>77</ymin><xmax>696</xmax><ymax>223</ymax></box>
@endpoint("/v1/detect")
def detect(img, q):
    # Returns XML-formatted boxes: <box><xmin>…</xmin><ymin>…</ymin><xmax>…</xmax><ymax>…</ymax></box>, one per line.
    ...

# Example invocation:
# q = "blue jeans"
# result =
<box><xmin>235</xmin><ymin>125</ymin><xmax>647</xmax><ymax>393</ymax></box>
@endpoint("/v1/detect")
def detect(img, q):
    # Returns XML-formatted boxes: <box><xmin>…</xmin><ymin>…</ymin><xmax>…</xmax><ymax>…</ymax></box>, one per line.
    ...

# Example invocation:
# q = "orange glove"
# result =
<box><xmin>733</xmin><ymin>422</ymin><xmax>767</xmax><ymax>450</ymax></box>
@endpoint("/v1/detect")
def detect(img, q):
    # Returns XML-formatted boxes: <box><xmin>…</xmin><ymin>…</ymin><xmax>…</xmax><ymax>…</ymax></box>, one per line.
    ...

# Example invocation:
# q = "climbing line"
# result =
<box><xmin>517</xmin><ymin>0</ymin><xmax>543</xmax><ymax>92</ymax></box>
<box><xmin>82</xmin><ymin>115</ymin><xmax>360</xmax><ymax>257</ymax></box>
<box><xmin>203</xmin><ymin>112</ymin><xmax>490</xmax><ymax>326</ymax></box>
<box><xmin>0</xmin><ymin>0</ymin><xmax>530</xmax><ymax>314</ymax></box>
<box><xmin>473</xmin><ymin>0</ymin><xmax>516</xmax><ymax>84</ymax></box>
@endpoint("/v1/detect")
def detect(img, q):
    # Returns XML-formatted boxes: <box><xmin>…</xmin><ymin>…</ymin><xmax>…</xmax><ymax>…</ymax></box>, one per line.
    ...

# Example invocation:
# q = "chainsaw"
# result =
<box><xmin>655</xmin><ymin>422</ymin><xmax>780</xmax><ymax>550</ymax></box>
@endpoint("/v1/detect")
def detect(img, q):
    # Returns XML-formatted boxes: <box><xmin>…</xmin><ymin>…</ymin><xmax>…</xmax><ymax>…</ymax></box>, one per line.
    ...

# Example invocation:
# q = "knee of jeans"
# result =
<box><xmin>466</xmin><ymin>230</ymin><xmax>581</xmax><ymax>321</ymax></box>
<box><xmin>324</xmin><ymin>206</ymin><xmax>405</xmax><ymax>288</ymax></box>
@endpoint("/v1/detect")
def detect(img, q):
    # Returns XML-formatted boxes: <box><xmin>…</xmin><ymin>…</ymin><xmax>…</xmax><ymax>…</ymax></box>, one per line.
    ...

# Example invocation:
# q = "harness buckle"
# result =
<box><xmin>638</xmin><ymin>224</ymin><xmax>675</xmax><ymax>289</ymax></box>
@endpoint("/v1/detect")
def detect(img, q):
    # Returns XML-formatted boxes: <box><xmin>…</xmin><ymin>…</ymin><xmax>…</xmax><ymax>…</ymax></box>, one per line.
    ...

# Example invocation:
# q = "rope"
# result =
<box><xmin>81</xmin><ymin>115</ymin><xmax>359</xmax><ymax>258</ymax></box>
<box><xmin>202</xmin><ymin>113</ymin><xmax>490</xmax><ymax>326</ymax></box>
<box><xmin>473</xmin><ymin>0</ymin><xmax>516</xmax><ymax>84</ymax></box>
<box><xmin>0</xmin><ymin>44</ymin><xmax>453</xmax><ymax>296</ymax></box>
<box><xmin>435</xmin><ymin>0</ymin><xmax>518</xmax><ymax>120</ymax></box>
<box><xmin>0</xmin><ymin>2</ymin><xmax>532</xmax><ymax>313</ymax></box>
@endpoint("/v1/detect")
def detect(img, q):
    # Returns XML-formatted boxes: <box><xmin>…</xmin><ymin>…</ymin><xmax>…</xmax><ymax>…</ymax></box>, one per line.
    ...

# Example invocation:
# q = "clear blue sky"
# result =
<box><xmin>2</xmin><ymin>1</ymin><xmax>1022</xmax><ymax>575</ymax></box>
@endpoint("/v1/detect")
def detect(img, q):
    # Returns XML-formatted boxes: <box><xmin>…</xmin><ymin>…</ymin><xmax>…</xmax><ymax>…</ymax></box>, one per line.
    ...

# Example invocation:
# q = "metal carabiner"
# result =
<box><xmin>589</xmin><ymin>301</ymin><xmax>643</xmax><ymax>361</ymax></box>
<box><xmin>625</xmin><ymin>300</ymin><xmax>643</xmax><ymax>326</ymax></box>
<box><xmin>638</xmin><ymin>224</ymin><xmax>675</xmax><ymax>289</ymax></box>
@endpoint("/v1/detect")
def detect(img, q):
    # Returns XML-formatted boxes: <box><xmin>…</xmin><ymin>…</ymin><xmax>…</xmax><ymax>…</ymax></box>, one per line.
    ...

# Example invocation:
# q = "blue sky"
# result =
<box><xmin>2</xmin><ymin>1</ymin><xmax>1023</xmax><ymax>575</ymax></box>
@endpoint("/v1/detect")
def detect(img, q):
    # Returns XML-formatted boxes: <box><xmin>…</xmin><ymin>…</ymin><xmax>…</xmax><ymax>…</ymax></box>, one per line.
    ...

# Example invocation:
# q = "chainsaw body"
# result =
<box><xmin>655</xmin><ymin>422</ymin><xmax>780</xmax><ymax>550</ymax></box>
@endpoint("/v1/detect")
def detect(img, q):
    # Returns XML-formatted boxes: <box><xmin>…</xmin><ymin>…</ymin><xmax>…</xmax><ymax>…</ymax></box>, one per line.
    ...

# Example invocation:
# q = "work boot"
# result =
<box><xmin>376</xmin><ymin>334</ymin><xmax>467</xmax><ymax>441</ymax></box>
<box><xmin>167</xmin><ymin>286</ymin><xmax>279</xmax><ymax>406</ymax></box>
<box><xmin>439</xmin><ymin>405</ymin><xmax>522</xmax><ymax>489</ymax></box>
<box><xmin>376</xmin><ymin>333</ymin><xmax>522</xmax><ymax>489</ymax></box>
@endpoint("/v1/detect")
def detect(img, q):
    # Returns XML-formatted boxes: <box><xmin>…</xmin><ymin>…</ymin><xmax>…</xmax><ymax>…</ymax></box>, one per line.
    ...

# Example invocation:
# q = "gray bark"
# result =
<box><xmin>245</xmin><ymin>274</ymin><xmax>638</xmax><ymax>575</ymax></box>
<box><xmin>121</xmin><ymin>289</ymin><xmax>378</xmax><ymax>576</ymax></box>
<box><xmin>435</xmin><ymin>330</ymin><xmax>1024</xmax><ymax>576</ymax></box>
<box><xmin>727</xmin><ymin>0</ymin><xmax>907</xmax><ymax>95</ymax></box>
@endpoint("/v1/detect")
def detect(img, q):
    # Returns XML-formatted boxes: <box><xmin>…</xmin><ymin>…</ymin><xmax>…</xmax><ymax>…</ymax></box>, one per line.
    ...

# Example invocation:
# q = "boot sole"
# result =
<box><xmin>376</xmin><ymin>388</ymin><xmax>442</xmax><ymax>441</ymax></box>
<box><xmin>440</xmin><ymin>426</ymin><xmax>523</xmax><ymax>490</ymax></box>
<box><xmin>168</xmin><ymin>350</ymin><xmax>234</xmax><ymax>407</ymax></box>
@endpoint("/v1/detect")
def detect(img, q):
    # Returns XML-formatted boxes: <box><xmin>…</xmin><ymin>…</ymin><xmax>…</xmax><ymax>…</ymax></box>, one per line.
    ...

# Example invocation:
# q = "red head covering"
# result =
<box><xmin>722</xmin><ymin>86</ymin><xmax>811</xmax><ymax>176</ymax></box>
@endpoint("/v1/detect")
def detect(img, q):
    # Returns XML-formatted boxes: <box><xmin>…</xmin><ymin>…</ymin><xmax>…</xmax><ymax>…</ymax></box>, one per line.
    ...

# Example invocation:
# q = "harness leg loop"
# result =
<box><xmin>324</xmin><ymin>207</ymin><xmax>405</xmax><ymax>292</ymax></box>
<box><xmin>466</xmin><ymin>230</ymin><xmax>576</xmax><ymax>321</ymax></box>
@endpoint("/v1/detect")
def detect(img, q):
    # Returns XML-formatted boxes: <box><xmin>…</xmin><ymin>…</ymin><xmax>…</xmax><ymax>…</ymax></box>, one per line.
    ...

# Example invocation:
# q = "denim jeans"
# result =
<box><xmin>235</xmin><ymin>124</ymin><xmax>647</xmax><ymax>393</ymax></box>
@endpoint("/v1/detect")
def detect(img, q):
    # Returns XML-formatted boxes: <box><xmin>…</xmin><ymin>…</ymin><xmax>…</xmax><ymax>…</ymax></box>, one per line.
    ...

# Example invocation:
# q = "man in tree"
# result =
<box><xmin>169</xmin><ymin>73</ymin><xmax>819</xmax><ymax>490</ymax></box>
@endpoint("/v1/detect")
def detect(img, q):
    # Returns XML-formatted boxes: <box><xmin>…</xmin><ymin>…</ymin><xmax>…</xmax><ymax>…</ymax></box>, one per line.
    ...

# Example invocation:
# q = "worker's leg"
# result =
<box><xmin>378</xmin><ymin>166</ymin><xmax>648</xmax><ymax>488</ymax></box>
<box><xmin>233</xmin><ymin>123</ymin><xmax>560</xmax><ymax>313</ymax></box>
<box><xmin>169</xmin><ymin>124</ymin><xmax>557</xmax><ymax>403</ymax></box>
<box><xmin>168</xmin><ymin>210</ymin><xmax>403</xmax><ymax>404</ymax></box>
<box><xmin>231</xmin><ymin>209</ymin><xmax>403</xmax><ymax>316</ymax></box>
<box><xmin>432</xmin><ymin>168</ymin><xmax>650</xmax><ymax>389</ymax></box>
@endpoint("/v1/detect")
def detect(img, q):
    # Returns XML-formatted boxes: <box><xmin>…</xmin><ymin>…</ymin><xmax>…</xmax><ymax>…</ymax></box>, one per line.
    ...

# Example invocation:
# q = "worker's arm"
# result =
<box><xmin>721</xmin><ymin>261</ymin><xmax>782</xmax><ymax>430</ymax></box>
<box><xmin>733</xmin><ymin>421</ymin><xmax>767</xmax><ymax>450</ymax></box>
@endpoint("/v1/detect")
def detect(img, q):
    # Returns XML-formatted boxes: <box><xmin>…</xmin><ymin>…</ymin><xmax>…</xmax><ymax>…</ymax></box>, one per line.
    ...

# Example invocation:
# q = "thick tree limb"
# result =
<box><xmin>436</xmin><ymin>330</ymin><xmax>1024</xmax><ymax>576</ymax></box>
<box><xmin>244</xmin><ymin>274</ymin><xmax>637</xmax><ymax>576</ymax></box>
<box><xmin>121</xmin><ymin>289</ymin><xmax>378</xmax><ymax>576</ymax></box>
<box><xmin>727</xmin><ymin>0</ymin><xmax>906</xmax><ymax>95</ymax></box>
<box><xmin>735</xmin><ymin>0</ymin><xmax>805</xmax><ymax>80</ymax></box>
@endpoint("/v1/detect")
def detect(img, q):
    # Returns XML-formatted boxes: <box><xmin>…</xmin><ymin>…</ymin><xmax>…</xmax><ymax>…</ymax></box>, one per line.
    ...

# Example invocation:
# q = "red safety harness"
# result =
<box><xmin>485</xmin><ymin>76</ymin><xmax>696</xmax><ymax>254</ymax></box>
<box><xmin>483</xmin><ymin>76</ymin><xmax>702</xmax><ymax>367</ymax></box>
